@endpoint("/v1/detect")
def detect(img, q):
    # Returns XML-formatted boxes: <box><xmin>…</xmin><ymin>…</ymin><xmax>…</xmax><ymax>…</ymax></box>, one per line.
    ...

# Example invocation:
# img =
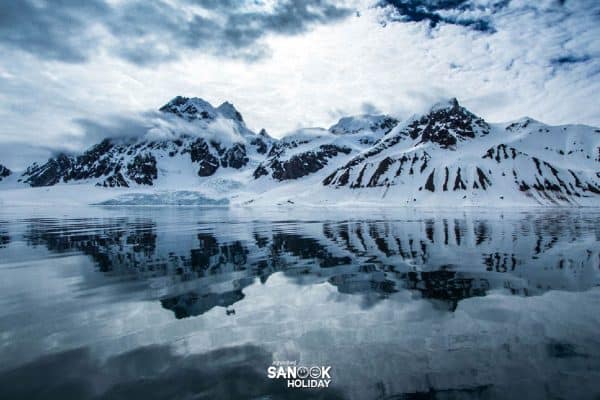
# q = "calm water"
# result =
<box><xmin>0</xmin><ymin>207</ymin><xmax>599</xmax><ymax>399</ymax></box>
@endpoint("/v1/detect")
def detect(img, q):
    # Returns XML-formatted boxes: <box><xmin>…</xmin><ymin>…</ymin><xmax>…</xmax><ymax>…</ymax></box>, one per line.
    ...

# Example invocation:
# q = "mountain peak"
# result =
<box><xmin>329</xmin><ymin>114</ymin><xmax>399</xmax><ymax>135</ymax></box>
<box><xmin>160</xmin><ymin>95</ymin><xmax>188</xmax><ymax>108</ymax></box>
<box><xmin>402</xmin><ymin>98</ymin><xmax>489</xmax><ymax>149</ymax></box>
<box><xmin>159</xmin><ymin>96</ymin><xmax>247</xmax><ymax>127</ymax></box>
<box><xmin>429</xmin><ymin>97</ymin><xmax>460</xmax><ymax>113</ymax></box>
<box><xmin>216</xmin><ymin>101</ymin><xmax>244</xmax><ymax>123</ymax></box>
<box><xmin>159</xmin><ymin>96</ymin><xmax>217</xmax><ymax>120</ymax></box>
<box><xmin>258</xmin><ymin>128</ymin><xmax>270</xmax><ymax>138</ymax></box>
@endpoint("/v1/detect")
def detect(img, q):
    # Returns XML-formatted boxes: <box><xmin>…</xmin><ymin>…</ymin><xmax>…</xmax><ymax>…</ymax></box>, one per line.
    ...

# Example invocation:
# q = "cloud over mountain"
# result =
<box><xmin>0</xmin><ymin>0</ymin><xmax>354</xmax><ymax>65</ymax></box>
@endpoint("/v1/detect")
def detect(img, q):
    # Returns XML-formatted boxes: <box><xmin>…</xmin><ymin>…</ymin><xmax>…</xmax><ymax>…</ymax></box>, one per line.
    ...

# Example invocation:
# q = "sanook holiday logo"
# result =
<box><xmin>267</xmin><ymin>361</ymin><xmax>332</xmax><ymax>388</ymax></box>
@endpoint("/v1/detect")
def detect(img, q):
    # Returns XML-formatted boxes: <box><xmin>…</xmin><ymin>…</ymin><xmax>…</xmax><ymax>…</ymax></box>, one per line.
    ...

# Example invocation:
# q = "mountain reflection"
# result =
<box><xmin>21</xmin><ymin>212</ymin><xmax>600</xmax><ymax>317</ymax></box>
<box><xmin>0</xmin><ymin>231</ymin><xmax>8</xmax><ymax>248</ymax></box>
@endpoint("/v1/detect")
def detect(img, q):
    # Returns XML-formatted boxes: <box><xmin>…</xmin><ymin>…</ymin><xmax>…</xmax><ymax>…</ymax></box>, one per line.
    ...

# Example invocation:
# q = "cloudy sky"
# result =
<box><xmin>0</xmin><ymin>0</ymin><xmax>598</xmax><ymax>167</ymax></box>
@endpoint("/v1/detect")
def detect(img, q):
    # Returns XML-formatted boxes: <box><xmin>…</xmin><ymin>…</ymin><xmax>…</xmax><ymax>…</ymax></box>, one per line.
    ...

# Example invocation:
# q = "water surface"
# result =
<box><xmin>0</xmin><ymin>207</ymin><xmax>599</xmax><ymax>399</ymax></box>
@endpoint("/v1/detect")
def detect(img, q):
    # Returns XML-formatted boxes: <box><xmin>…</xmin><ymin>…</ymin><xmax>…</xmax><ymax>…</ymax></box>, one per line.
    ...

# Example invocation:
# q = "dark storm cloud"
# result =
<box><xmin>0</xmin><ymin>0</ymin><xmax>109</xmax><ymax>62</ymax></box>
<box><xmin>550</xmin><ymin>55</ymin><xmax>592</xmax><ymax>66</ymax></box>
<box><xmin>375</xmin><ymin>0</ymin><xmax>510</xmax><ymax>33</ymax></box>
<box><xmin>0</xmin><ymin>0</ymin><xmax>353</xmax><ymax>65</ymax></box>
<box><xmin>111</xmin><ymin>0</ymin><xmax>354</xmax><ymax>64</ymax></box>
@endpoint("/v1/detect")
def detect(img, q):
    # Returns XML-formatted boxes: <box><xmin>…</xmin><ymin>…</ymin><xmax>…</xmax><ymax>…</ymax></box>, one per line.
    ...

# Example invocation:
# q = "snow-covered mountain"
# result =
<box><xmin>18</xmin><ymin>97</ymin><xmax>272</xmax><ymax>189</ymax></box>
<box><xmin>252</xmin><ymin>115</ymin><xmax>398</xmax><ymax>181</ymax></box>
<box><xmin>1</xmin><ymin>97</ymin><xmax>598</xmax><ymax>207</ymax></box>
<box><xmin>319</xmin><ymin>99</ymin><xmax>600</xmax><ymax>206</ymax></box>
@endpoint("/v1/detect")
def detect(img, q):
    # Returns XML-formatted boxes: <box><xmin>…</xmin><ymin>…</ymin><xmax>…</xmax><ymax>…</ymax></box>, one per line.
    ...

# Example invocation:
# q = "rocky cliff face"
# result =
<box><xmin>253</xmin><ymin>140</ymin><xmax>352</xmax><ymax>181</ymax></box>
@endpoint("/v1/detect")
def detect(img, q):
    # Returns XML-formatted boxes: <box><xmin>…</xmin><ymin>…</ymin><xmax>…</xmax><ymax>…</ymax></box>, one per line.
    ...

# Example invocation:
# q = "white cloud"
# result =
<box><xmin>0</xmin><ymin>0</ymin><xmax>597</xmax><ymax>158</ymax></box>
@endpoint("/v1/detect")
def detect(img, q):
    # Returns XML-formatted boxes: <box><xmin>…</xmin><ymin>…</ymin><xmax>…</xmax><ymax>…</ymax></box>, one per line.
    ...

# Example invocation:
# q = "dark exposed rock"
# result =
<box><xmin>258</xmin><ymin>128</ymin><xmax>269</xmax><ymax>137</ymax></box>
<box><xmin>210</xmin><ymin>141</ymin><xmax>226</xmax><ymax>156</ymax></box>
<box><xmin>99</xmin><ymin>172</ymin><xmax>129</xmax><ymax>188</ymax></box>
<box><xmin>587</xmin><ymin>183</ymin><xmax>600</xmax><ymax>194</ymax></box>
<box><xmin>253</xmin><ymin>165</ymin><xmax>269</xmax><ymax>179</ymax></box>
<box><xmin>336</xmin><ymin>168</ymin><xmax>350</xmax><ymax>186</ymax></box>
<box><xmin>159</xmin><ymin>95</ymin><xmax>188</xmax><ymax>113</ymax></box>
<box><xmin>159</xmin><ymin>96</ymin><xmax>217</xmax><ymax>121</ymax></box>
<box><xmin>220</xmin><ymin>143</ymin><xmax>248</xmax><ymax>169</ymax></box>
<box><xmin>453</xmin><ymin>167</ymin><xmax>467</xmax><ymax>190</ymax></box>
<box><xmin>250</xmin><ymin>137</ymin><xmax>268</xmax><ymax>154</ymax></box>
<box><xmin>483</xmin><ymin>144</ymin><xmax>518</xmax><ymax>162</ymax></box>
<box><xmin>11</xmin><ymin>95</ymin><xmax>599</xmax><ymax>207</ymax></box>
<box><xmin>65</xmin><ymin>139</ymin><xmax>117</xmax><ymax>181</ymax></box>
<box><xmin>267</xmin><ymin>144</ymin><xmax>281</xmax><ymax>158</ymax></box>
<box><xmin>367</xmin><ymin>157</ymin><xmax>394</xmax><ymax>187</ymax></box>
<box><xmin>405</xmin><ymin>98</ymin><xmax>489</xmax><ymax>149</ymax></box>
<box><xmin>394</xmin><ymin>155</ymin><xmax>410</xmax><ymax>177</ymax></box>
<box><xmin>425</xmin><ymin>169</ymin><xmax>436</xmax><ymax>192</ymax></box>
<box><xmin>22</xmin><ymin>154</ymin><xmax>73</xmax><ymax>187</ymax></box>
<box><xmin>322</xmin><ymin>170</ymin><xmax>337</xmax><ymax>186</ymax></box>
<box><xmin>326</xmin><ymin>150</ymin><xmax>432</xmax><ymax>188</ymax></box>
<box><xmin>21</xmin><ymin>139</ymin><xmax>129</xmax><ymax>187</ymax></box>
<box><xmin>266</xmin><ymin>139</ymin><xmax>311</xmax><ymax>158</ymax></box>
<box><xmin>481</xmin><ymin>145</ymin><xmax>599</xmax><ymax>200</ymax></box>
<box><xmin>19</xmin><ymin>128</ymin><xmax>261</xmax><ymax>187</ymax></box>
<box><xmin>476</xmin><ymin>168</ymin><xmax>491</xmax><ymax>190</ymax></box>
<box><xmin>159</xmin><ymin>97</ymin><xmax>248</xmax><ymax>128</ymax></box>
<box><xmin>126</xmin><ymin>153</ymin><xmax>157</xmax><ymax>185</ymax></box>
<box><xmin>0</xmin><ymin>164</ymin><xmax>11</xmax><ymax>181</ymax></box>
<box><xmin>260</xmin><ymin>144</ymin><xmax>351</xmax><ymax>181</ymax></box>
<box><xmin>189</xmin><ymin>138</ymin><xmax>220</xmax><ymax>177</ymax></box>
<box><xmin>506</xmin><ymin>118</ymin><xmax>535</xmax><ymax>132</ymax></box>
<box><xmin>532</xmin><ymin>157</ymin><xmax>543</xmax><ymax>175</ymax></box>
<box><xmin>442</xmin><ymin>167</ymin><xmax>449</xmax><ymax>191</ymax></box>
<box><xmin>351</xmin><ymin>164</ymin><xmax>368</xmax><ymax>188</ymax></box>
